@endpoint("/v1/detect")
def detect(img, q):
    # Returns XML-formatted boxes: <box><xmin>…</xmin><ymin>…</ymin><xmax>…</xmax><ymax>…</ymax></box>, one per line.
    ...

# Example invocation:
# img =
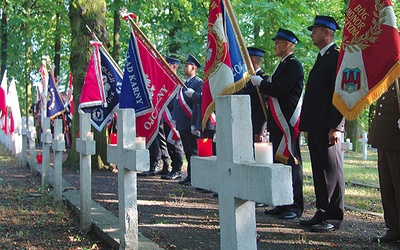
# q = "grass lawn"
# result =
<box><xmin>301</xmin><ymin>145</ymin><xmax>383</xmax><ymax>214</ymax></box>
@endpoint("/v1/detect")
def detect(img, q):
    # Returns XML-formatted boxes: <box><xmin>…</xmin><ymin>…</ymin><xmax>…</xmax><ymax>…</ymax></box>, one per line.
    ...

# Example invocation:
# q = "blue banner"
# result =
<box><xmin>119</xmin><ymin>31</ymin><xmax>153</xmax><ymax>114</ymax></box>
<box><xmin>47</xmin><ymin>72</ymin><xmax>65</xmax><ymax>119</ymax></box>
<box><xmin>224</xmin><ymin>3</ymin><xmax>247</xmax><ymax>83</ymax></box>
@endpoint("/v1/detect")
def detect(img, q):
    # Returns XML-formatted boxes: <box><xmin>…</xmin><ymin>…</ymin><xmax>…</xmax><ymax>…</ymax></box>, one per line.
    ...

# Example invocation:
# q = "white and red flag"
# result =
<box><xmin>0</xmin><ymin>70</ymin><xmax>7</xmax><ymax>118</ymax></box>
<box><xmin>7</xmin><ymin>78</ymin><xmax>21</xmax><ymax>134</ymax></box>
<box><xmin>333</xmin><ymin>0</ymin><xmax>400</xmax><ymax>119</ymax></box>
<box><xmin>202</xmin><ymin>0</ymin><xmax>250</xmax><ymax>129</ymax></box>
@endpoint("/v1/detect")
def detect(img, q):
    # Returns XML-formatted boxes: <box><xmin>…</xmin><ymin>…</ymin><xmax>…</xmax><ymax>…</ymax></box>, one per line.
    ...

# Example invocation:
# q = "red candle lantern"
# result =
<box><xmin>36</xmin><ymin>154</ymin><xmax>43</xmax><ymax>164</ymax></box>
<box><xmin>110</xmin><ymin>133</ymin><xmax>117</xmax><ymax>144</ymax></box>
<box><xmin>197</xmin><ymin>138</ymin><xmax>212</xmax><ymax>157</ymax></box>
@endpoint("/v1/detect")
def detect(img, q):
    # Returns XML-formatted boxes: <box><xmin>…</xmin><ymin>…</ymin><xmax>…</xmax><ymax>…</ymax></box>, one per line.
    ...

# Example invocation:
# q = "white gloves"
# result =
<box><xmin>191</xmin><ymin>125</ymin><xmax>201</xmax><ymax>137</ymax></box>
<box><xmin>185</xmin><ymin>88</ymin><xmax>195</xmax><ymax>98</ymax></box>
<box><xmin>250</xmin><ymin>75</ymin><xmax>263</xmax><ymax>86</ymax></box>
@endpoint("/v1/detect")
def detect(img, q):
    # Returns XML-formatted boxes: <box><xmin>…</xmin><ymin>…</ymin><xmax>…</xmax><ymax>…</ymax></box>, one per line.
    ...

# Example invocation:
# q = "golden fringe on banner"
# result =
<box><xmin>333</xmin><ymin>61</ymin><xmax>400</xmax><ymax>120</ymax></box>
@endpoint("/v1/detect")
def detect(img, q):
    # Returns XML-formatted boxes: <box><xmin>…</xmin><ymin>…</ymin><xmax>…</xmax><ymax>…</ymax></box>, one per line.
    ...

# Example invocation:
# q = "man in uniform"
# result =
<box><xmin>369</xmin><ymin>80</ymin><xmax>400</xmax><ymax>243</ymax></box>
<box><xmin>160</xmin><ymin>56</ymin><xmax>185</xmax><ymax>180</ymax></box>
<box><xmin>299</xmin><ymin>15</ymin><xmax>345</xmax><ymax>232</ymax></box>
<box><xmin>251</xmin><ymin>28</ymin><xmax>304</xmax><ymax>219</ymax></box>
<box><xmin>237</xmin><ymin>47</ymin><xmax>268</xmax><ymax>142</ymax></box>
<box><xmin>174</xmin><ymin>54</ymin><xmax>203</xmax><ymax>186</ymax></box>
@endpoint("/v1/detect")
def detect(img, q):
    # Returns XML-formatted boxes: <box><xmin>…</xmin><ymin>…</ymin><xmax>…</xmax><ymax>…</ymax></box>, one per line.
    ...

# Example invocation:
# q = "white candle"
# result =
<box><xmin>346</xmin><ymin>138</ymin><xmax>350</xmax><ymax>143</ymax></box>
<box><xmin>136</xmin><ymin>137</ymin><xmax>146</xmax><ymax>149</ymax></box>
<box><xmin>46</xmin><ymin>129</ymin><xmax>51</xmax><ymax>134</ymax></box>
<box><xmin>86</xmin><ymin>132</ymin><xmax>94</xmax><ymax>141</ymax></box>
<box><xmin>254</xmin><ymin>142</ymin><xmax>273</xmax><ymax>164</ymax></box>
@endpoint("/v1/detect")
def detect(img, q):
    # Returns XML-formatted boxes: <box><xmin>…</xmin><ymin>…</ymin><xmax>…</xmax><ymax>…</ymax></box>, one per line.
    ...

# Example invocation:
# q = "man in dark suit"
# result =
<box><xmin>174</xmin><ymin>54</ymin><xmax>204</xmax><ymax>186</ymax></box>
<box><xmin>160</xmin><ymin>56</ymin><xmax>185</xmax><ymax>180</ymax></box>
<box><xmin>299</xmin><ymin>15</ymin><xmax>345</xmax><ymax>232</ymax></box>
<box><xmin>251</xmin><ymin>28</ymin><xmax>304</xmax><ymax>219</ymax></box>
<box><xmin>237</xmin><ymin>47</ymin><xmax>268</xmax><ymax>142</ymax></box>
<box><xmin>368</xmin><ymin>80</ymin><xmax>400</xmax><ymax>243</ymax></box>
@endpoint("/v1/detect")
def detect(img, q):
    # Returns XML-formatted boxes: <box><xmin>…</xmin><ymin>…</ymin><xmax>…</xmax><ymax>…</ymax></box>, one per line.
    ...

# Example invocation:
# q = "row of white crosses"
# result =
<box><xmin>12</xmin><ymin>95</ymin><xmax>292</xmax><ymax>250</ymax></box>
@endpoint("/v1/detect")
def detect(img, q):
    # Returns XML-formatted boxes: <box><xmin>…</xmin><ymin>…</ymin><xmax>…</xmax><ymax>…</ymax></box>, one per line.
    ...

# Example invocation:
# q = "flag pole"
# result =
<box><xmin>224</xmin><ymin>0</ymin><xmax>268</xmax><ymax>121</ymax></box>
<box><xmin>395</xmin><ymin>78</ymin><xmax>400</xmax><ymax>113</ymax></box>
<box><xmin>85</xmin><ymin>25</ymin><xmax>124</xmax><ymax>77</ymax></box>
<box><xmin>120</xmin><ymin>10</ymin><xmax>187</xmax><ymax>90</ymax></box>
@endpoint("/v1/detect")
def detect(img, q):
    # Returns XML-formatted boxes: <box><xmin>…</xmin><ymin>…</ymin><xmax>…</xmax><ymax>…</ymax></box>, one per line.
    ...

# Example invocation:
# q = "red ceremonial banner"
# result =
<box><xmin>333</xmin><ymin>0</ymin><xmax>400</xmax><ymax>120</ymax></box>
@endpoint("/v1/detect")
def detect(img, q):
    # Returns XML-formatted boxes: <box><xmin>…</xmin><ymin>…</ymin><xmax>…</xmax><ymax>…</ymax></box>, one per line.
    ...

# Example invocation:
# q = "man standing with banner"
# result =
<box><xmin>175</xmin><ymin>54</ymin><xmax>203</xmax><ymax>186</ymax></box>
<box><xmin>299</xmin><ymin>15</ymin><xmax>345</xmax><ymax>232</ymax></box>
<box><xmin>251</xmin><ymin>28</ymin><xmax>304</xmax><ymax>220</ymax></box>
<box><xmin>160</xmin><ymin>56</ymin><xmax>185</xmax><ymax>181</ymax></box>
<box><xmin>237</xmin><ymin>47</ymin><xmax>268</xmax><ymax>143</ymax></box>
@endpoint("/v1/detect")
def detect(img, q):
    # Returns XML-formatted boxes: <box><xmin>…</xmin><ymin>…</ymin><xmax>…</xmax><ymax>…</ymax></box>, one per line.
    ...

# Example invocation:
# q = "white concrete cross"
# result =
<box><xmin>107</xmin><ymin>108</ymin><xmax>149</xmax><ymax>250</ymax></box>
<box><xmin>52</xmin><ymin>119</ymin><xmax>65</xmax><ymax>204</ymax></box>
<box><xmin>16</xmin><ymin>116</ymin><xmax>27</xmax><ymax>167</ymax></box>
<box><xmin>27</xmin><ymin>125</ymin><xmax>37</xmax><ymax>175</ymax></box>
<box><xmin>358</xmin><ymin>132</ymin><xmax>368</xmax><ymax>160</ymax></box>
<box><xmin>341</xmin><ymin>133</ymin><xmax>353</xmax><ymax>163</ymax></box>
<box><xmin>192</xmin><ymin>95</ymin><xmax>293</xmax><ymax>250</ymax></box>
<box><xmin>76</xmin><ymin>113</ymin><xmax>96</xmax><ymax>232</ymax></box>
<box><xmin>40</xmin><ymin>117</ymin><xmax>52</xmax><ymax>188</ymax></box>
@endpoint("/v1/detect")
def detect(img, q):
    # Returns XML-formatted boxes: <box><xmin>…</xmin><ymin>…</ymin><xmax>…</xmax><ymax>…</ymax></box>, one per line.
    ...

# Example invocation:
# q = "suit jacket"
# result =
<box><xmin>236</xmin><ymin>69</ymin><xmax>268</xmax><ymax>136</ymax></box>
<box><xmin>368</xmin><ymin>83</ymin><xmax>400</xmax><ymax>150</ymax></box>
<box><xmin>258</xmin><ymin>54</ymin><xmax>304</xmax><ymax>132</ymax></box>
<box><xmin>299</xmin><ymin>44</ymin><xmax>345</xmax><ymax>133</ymax></box>
<box><xmin>174</xmin><ymin>75</ymin><xmax>203</xmax><ymax>131</ymax></box>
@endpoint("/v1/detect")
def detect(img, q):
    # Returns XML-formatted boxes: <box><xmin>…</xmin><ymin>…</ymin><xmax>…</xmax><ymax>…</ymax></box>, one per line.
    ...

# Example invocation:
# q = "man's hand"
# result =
<box><xmin>185</xmin><ymin>88</ymin><xmax>195</xmax><ymax>98</ymax></box>
<box><xmin>250</xmin><ymin>75</ymin><xmax>263</xmax><ymax>86</ymax></box>
<box><xmin>191</xmin><ymin>125</ymin><xmax>200</xmax><ymax>137</ymax></box>
<box><xmin>328</xmin><ymin>128</ymin><xmax>341</xmax><ymax>145</ymax></box>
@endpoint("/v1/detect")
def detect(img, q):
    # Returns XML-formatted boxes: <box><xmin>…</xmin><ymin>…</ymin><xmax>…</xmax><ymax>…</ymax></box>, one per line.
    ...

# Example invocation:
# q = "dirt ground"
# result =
<box><xmin>61</xmin><ymin>163</ymin><xmax>399</xmax><ymax>250</ymax></box>
<box><xmin>2</xmin><ymin>147</ymin><xmax>400</xmax><ymax>250</ymax></box>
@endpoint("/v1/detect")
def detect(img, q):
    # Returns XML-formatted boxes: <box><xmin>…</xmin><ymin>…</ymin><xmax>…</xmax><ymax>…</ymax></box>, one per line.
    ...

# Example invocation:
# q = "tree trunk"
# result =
<box><xmin>54</xmin><ymin>0</ymin><xmax>62</xmax><ymax>80</ymax></box>
<box><xmin>1</xmin><ymin>0</ymin><xmax>7</xmax><ymax>78</ymax></box>
<box><xmin>112</xmin><ymin>5</ymin><xmax>121</xmax><ymax>63</ymax></box>
<box><xmin>65</xmin><ymin>0</ymin><xmax>108</xmax><ymax>170</ymax></box>
<box><xmin>346</xmin><ymin>118</ymin><xmax>361</xmax><ymax>152</ymax></box>
<box><xmin>23</xmin><ymin>1</ymin><xmax>32</xmax><ymax>119</ymax></box>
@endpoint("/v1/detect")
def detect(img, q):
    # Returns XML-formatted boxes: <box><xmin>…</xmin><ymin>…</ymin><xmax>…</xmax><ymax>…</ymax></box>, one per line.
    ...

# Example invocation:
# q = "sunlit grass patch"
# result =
<box><xmin>301</xmin><ymin>145</ymin><xmax>383</xmax><ymax>214</ymax></box>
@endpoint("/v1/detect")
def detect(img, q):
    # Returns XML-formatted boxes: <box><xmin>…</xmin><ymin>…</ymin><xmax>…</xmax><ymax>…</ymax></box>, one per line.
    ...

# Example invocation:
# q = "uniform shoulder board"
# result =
<box><xmin>261</xmin><ymin>73</ymin><xmax>268</xmax><ymax>77</ymax></box>
<box><xmin>334</xmin><ymin>46</ymin><xmax>340</xmax><ymax>52</ymax></box>
<box><xmin>290</xmin><ymin>57</ymin><xmax>296</xmax><ymax>60</ymax></box>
